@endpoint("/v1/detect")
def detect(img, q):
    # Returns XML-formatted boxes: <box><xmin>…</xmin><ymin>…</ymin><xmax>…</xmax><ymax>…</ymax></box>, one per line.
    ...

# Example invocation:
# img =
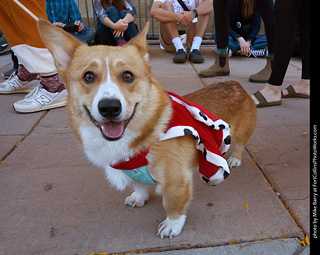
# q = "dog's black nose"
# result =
<box><xmin>98</xmin><ymin>99</ymin><xmax>122</xmax><ymax>118</ymax></box>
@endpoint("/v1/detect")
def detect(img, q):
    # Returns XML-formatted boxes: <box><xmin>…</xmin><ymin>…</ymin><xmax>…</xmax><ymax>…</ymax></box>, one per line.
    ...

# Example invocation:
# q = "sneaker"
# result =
<box><xmin>2</xmin><ymin>68</ymin><xmax>18</xmax><ymax>79</ymax></box>
<box><xmin>248</xmin><ymin>48</ymin><xmax>266</xmax><ymax>58</ymax></box>
<box><xmin>0</xmin><ymin>73</ymin><xmax>39</xmax><ymax>94</ymax></box>
<box><xmin>13</xmin><ymin>85</ymin><xmax>68</xmax><ymax>113</ymax></box>
<box><xmin>189</xmin><ymin>49</ymin><xmax>204</xmax><ymax>63</ymax></box>
<box><xmin>0</xmin><ymin>43</ymin><xmax>9</xmax><ymax>55</ymax></box>
<box><xmin>173</xmin><ymin>49</ymin><xmax>187</xmax><ymax>63</ymax></box>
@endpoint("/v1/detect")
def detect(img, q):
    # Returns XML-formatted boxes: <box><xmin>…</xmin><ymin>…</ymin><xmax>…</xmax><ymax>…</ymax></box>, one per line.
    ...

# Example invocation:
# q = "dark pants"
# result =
<box><xmin>94</xmin><ymin>6</ymin><xmax>138</xmax><ymax>46</ymax></box>
<box><xmin>268</xmin><ymin>0</ymin><xmax>310</xmax><ymax>86</ymax></box>
<box><xmin>213</xmin><ymin>0</ymin><xmax>275</xmax><ymax>54</ymax></box>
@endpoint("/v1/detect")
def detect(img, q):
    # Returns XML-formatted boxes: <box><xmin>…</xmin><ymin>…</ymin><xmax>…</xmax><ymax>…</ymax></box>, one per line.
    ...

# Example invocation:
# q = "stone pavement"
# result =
<box><xmin>0</xmin><ymin>45</ymin><xmax>310</xmax><ymax>255</ymax></box>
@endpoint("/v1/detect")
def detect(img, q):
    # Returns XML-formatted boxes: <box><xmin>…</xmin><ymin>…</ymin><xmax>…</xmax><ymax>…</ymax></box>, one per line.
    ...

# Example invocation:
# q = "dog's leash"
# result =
<box><xmin>12</xmin><ymin>0</ymin><xmax>39</xmax><ymax>21</ymax></box>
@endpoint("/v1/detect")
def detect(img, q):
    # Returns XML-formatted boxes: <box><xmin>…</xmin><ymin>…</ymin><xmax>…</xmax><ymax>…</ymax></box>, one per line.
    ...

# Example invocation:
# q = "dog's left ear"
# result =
<box><xmin>127</xmin><ymin>22</ymin><xmax>150</xmax><ymax>60</ymax></box>
<box><xmin>37</xmin><ymin>19</ymin><xmax>83</xmax><ymax>75</ymax></box>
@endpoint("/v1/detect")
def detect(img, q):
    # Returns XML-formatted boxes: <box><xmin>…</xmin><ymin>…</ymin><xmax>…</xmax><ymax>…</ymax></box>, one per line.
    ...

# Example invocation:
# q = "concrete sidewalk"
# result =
<box><xmin>0</xmin><ymin>45</ymin><xmax>310</xmax><ymax>255</ymax></box>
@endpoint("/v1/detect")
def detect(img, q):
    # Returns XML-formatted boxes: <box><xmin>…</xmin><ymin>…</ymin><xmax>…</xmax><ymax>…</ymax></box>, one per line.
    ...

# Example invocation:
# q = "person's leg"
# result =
<box><xmin>158</xmin><ymin>1</ymin><xmax>186</xmax><ymax>63</ymax></box>
<box><xmin>213</xmin><ymin>0</ymin><xmax>231</xmax><ymax>51</ymax></box>
<box><xmin>187</xmin><ymin>13</ymin><xmax>210</xmax><ymax>63</ymax></box>
<box><xmin>0</xmin><ymin>0</ymin><xmax>67</xmax><ymax>112</ymax></box>
<box><xmin>1</xmin><ymin>50</ymin><xmax>19</xmax><ymax>78</ymax></box>
<box><xmin>281</xmin><ymin>0</ymin><xmax>310</xmax><ymax>97</ymax></box>
<box><xmin>159</xmin><ymin>2</ymin><xmax>181</xmax><ymax>50</ymax></box>
<box><xmin>72</xmin><ymin>28</ymin><xmax>95</xmax><ymax>43</ymax></box>
<box><xmin>119</xmin><ymin>10</ymin><xmax>138</xmax><ymax>41</ymax></box>
<box><xmin>250</xmin><ymin>36</ymin><xmax>268</xmax><ymax>50</ymax></box>
<box><xmin>249</xmin><ymin>0</ymin><xmax>275</xmax><ymax>83</ymax></box>
<box><xmin>251</xmin><ymin>0</ymin><xmax>306</xmax><ymax>106</ymax></box>
<box><xmin>94</xmin><ymin>23</ymin><xmax>117</xmax><ymax>46</ymax></box>
<box><xmin>0</xmin><ymin>0</ymin><xmax>57</xmax><ymax>76</ymax></box>
<box><xmin>198</xmin><ymin>0</ymin><xmax>231</xmax><ymax>77</ymax></box>
<box><xmin>228</xmin><ymin>36</ymin><xmax>241</xmax><ymax>53</ymax></box>
<box><xmin>255</xmin><ymin>0</ymin><xmax>275</xmax><ymax>54</ymax></box>
<box><xmin>106</xmin><ymin>6</ymin><xmax>126</xmax><ymax>45</ymax></box>
<box><xmin>0</xmin><ymin>64</ymin><xmax>39</xmax><ymax>94</ymax></box>
<box><xmin>268</xmin><ymin>0</ymin><xmax>302</xmax><ymax>86</ymax></box>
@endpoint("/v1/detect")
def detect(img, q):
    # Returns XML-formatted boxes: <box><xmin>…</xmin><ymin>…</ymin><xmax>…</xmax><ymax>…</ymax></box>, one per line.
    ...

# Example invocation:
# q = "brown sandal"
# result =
<box><xmin>281</xmin><ymin>85</ymin><xmax>310</xmax><ymax>98</ymax></box>
<box><xmin>253</xmin><ymin>91</ymin><xmax>282</xmax><ymax>108</ymax></box>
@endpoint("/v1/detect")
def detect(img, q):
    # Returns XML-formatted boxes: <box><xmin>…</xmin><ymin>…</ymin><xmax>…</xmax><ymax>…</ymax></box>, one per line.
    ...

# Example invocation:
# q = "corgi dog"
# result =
<box><xmin>38</xmin><ymin>20</ymin><xmax>256</xmax><ymax>238</ymax></box>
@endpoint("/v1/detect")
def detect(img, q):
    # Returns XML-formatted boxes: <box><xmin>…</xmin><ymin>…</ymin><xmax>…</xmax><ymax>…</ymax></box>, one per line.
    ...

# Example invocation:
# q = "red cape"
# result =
<box><xmin>111</xmin><ymin>92</ymin><xmax>231</xmax><ymax>184</ymax></box>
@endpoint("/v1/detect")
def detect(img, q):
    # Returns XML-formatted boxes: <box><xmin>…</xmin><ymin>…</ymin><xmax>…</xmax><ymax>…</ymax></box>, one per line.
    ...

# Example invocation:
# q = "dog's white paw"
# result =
<box><xmin>227</xmin><ymin>156</ymin><xmax>241</xmax><ymax>168</ymax></box>
<box><xmin>157</xmin><ymin>215</ymin><xmax>186</xmax><ymax>239</ymax></box>
<box><xmin>124</xmin><ymin>191</ymin><xmax>149</xmax><ymax>208</ymax></box>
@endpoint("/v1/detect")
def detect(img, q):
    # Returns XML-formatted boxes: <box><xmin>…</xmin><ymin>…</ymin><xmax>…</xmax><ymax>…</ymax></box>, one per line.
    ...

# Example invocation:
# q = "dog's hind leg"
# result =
<box><xmin>227</xmin><ymin>112</ymin><xmax>256</xmax><ymax>168</ymax></box>
<box><xmin>227</xmin><ymin>144</ymin><xmax>245</xmax><ymax>168</ymax></box>
<box><xmin>124</xmin><ymin>181</ymin><xmax>150</xmax><ymax>207</ymax></box>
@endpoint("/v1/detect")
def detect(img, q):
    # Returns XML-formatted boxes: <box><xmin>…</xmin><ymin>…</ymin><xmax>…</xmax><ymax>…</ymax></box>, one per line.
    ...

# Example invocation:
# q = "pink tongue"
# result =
<box><xmin>100</xmin><ymin>121</ymin><xmax>125</xmax><ymax>139</ymax></box>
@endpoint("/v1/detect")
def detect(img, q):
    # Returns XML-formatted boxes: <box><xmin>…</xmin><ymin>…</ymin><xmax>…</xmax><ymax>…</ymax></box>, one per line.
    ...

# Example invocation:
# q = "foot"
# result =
<box><xmin>282</xmin><ymin>79</ymin><xmax>310</xmax><ymax>97</ymax></box>
<box><xmin>13</xmin><ymin>85</ymin><xmax>68</xmax><ymax>113</ymax></box>
<box><xmin>124</xmin><ymin>190</ymin><xmax>149</xmax><ymax>208</ymax></box>
<box><xmin>227</xmin><ymin>156</ymin><xmax>241</xmax><ymax>168</ymax></box>
<box><xmin>157</xmin><ymin>215</ymin><xmax>186</xmax><ymax>238</ymax></box>
<box><xmin>2</xmin><ymin>68</ymin><xmax>18</xmax><ymax>79</ymax></box>
<box><xmin>251</xmin><ymin>84</ymin><xmax>282</xmax><ymax>107</ymax></box>
<box><xmin>189</xmin><ymin>49</ymin><xmax>204</xmax><ymax>63</ymax></box>
<box><xmin>198</xmin><ymin>53</ymin><xmax>229</xmax><ymax>78</ymax></box>
<box><xmin>249</xmin><ymin>58</ymin><xmax>272</xmax><ymax>83</ymax></box>
<box><xmin>173</xmin><ymin>49</ymin><xmax>187</xmax><ymax>63</ymax></box>
<box><xmin>0</xmin><ymin>73</ymin><xmax>39</xmax><ymax>94</ymax></box>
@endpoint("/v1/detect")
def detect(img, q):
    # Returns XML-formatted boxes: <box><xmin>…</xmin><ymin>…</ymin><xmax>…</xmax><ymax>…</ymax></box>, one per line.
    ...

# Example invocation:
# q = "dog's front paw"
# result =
<box><xmin>227</xmin><ymin>156</ymin><xmax>241</xmax><ymax>168</ymax></box>
<box><xmin>124</xmin><ymin>191</ymin><xmax>149</xmax><ymax>207</ymax></box>
<box><xmin>157</xmin><ymin>215</ymin><xmax>186</xmax><ymax>239</ymax></box>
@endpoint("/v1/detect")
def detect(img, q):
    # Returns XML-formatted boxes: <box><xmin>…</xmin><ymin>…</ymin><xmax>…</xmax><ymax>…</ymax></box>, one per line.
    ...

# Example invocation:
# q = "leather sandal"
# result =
<box><xmin>253</xmin><ymin>91</ymin><xmax>282</xmax><ymax>108</ymax></box>
<box><xmin>281</xmin><ymin>85</ymin><xmax>310</xmax><ymax>98</ymax></box>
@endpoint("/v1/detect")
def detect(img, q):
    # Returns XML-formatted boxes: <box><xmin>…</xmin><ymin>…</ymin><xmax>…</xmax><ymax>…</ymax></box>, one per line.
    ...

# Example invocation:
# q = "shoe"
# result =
<box><xmin>252</xmin><ymin>91</ymin><xmax>281</xmax><ymax>108</ymax></box>
<box><xmin>198</xmin><ymin>52</ymin><xmax>230</xmax><ymax>78</ymax></box>
<box><xmin>248</xmin><ymin>48</ymin><xmax>266</xmax><ymax>58</ymax></box>
<box><xmin>0</xmin><ymin>73</ymin><xmax>39</xmax><ymax>94</ymax></box>
<box><xmin>189</xmin><ymin>49</ymin><xmax>204</xmax><ymax>63</ymax></box>
<box><xmin>173</xmin><ymin>49</ymin><xmax>187</xmax><ymax>63</ymax></box>
<box><xmin>2</xmin><ymin>68</ymin><xmax>18</xmax><ymax>79</ymax></box>
<box><xmin>281</xmin><ymin>85</ymin><xmax>310</xmax><ymax>99</ymax></box>
<box><xmin>118</xmin><ymin>41</ymin><xmax>126</xmax><ymax>46</ymax></box>
<box><xmin>13</xmin><ymin>85</ymin><xmax>68</xmax><ymax>113</ymax></box>
<box><xmin>0</xmin><ymin>43</ymin><xmax>9</xmax><ymax>55</ymax></box>
<box><xmin>249</xmin><ymin>58</ymin><xmax>272</xmax><ymax>83</ymax></box>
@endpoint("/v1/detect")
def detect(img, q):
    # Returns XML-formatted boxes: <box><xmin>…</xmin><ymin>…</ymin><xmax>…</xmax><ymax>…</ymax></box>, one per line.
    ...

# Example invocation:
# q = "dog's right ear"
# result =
<box><xmin>38</xmin><ymin>19</ymin><xmax>83</xmax><ymax>74</ymax></box>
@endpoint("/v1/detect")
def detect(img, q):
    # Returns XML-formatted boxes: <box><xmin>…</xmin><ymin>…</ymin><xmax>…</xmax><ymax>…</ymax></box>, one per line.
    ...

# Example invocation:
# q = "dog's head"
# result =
<box><xmin>38</xmin><ymin>20</ymin><xmax>159</xmax><ymax>143</ymax></box>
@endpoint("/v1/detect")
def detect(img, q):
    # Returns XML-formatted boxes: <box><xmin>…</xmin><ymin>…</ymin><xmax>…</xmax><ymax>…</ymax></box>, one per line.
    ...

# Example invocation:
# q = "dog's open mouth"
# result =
<box><xmin>84</xmin><ymin>106</ymin><xmax>133</xmax><ymax>141</ymax></box>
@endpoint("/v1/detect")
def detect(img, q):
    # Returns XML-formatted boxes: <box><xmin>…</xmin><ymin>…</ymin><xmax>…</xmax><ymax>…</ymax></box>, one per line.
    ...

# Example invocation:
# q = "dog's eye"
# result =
<box><xmin>122</xmin><ymin>71</ymin><xmax>134</xmax><ymax>83</ymax></box>
<box><xmin>84</xmin><ymin>72</ymin><xmax>95</xmax><ymax>83</ymax></box>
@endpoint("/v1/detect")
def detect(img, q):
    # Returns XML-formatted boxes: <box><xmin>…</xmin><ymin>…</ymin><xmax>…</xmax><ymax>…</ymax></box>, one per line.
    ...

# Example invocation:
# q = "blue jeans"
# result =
<box><xmin>72</xmin><ymin>28</ymin><xmax>95</xmax><ymax>43</ymax></box>
<box><xmin>228</xmin><ymin>35</ymin><xmax>268</xmax><ymax>53</ymax></box>
<box><xmin>99</xmin><ymin>6</ymin><xmax>138</xmax><ymax>45</ymax></box>
<box><xmin>214</xmin><ymin>34</ymin><xmax>268</xmax><ymax>53</ymax></box>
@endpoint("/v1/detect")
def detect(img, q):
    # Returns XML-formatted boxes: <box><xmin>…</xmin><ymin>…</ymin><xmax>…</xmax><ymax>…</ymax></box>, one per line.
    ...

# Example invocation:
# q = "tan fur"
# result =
<box><xmin>38</xmin><ymin>19</ymin><xmax>256</xmax><ymax>237</ymax></box>
<box><xmin>149</xmin><ymin>136</ymin><xmax>197</xmax><ymax>220</ymax></box>
<box><xmin>184</xmin><ymin>81</ymin><xmax>257</xmax><ymax>164</ymax></box>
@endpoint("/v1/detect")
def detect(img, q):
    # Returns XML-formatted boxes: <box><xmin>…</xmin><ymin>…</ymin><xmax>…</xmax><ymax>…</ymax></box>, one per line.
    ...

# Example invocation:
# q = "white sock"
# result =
<box><xmin>190</xmin><ymin>36</ymin><xmax>202</xmax><ymax>52</ymax></box>
<box><xmin>172</xmin><ymin>37</ymin><xmax>185</xmax><ymax>52</ymax></box>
